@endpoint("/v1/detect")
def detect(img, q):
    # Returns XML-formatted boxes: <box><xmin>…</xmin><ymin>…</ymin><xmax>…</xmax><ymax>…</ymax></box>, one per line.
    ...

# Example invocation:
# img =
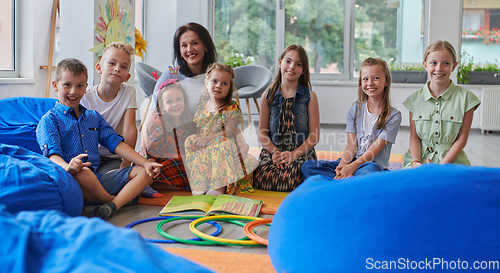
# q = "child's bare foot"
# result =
<box><xmin>206</xmin><ymin>187</ymin><xmax>225</xmax><ymax>196</ymax></box>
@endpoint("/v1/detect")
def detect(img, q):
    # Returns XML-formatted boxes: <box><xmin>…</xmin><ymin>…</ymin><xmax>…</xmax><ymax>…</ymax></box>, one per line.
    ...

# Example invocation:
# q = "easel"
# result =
<box><xmin>40</xmin><ymin>0</ymin><xmax>60</xmax><ymax>97</ymax></box>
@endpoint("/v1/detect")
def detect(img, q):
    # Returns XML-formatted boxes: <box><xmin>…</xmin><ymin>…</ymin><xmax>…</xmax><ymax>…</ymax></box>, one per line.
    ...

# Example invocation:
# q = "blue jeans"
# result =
<box><xmin>84</xmin><ymin>165</ymin><xmax>133</xmax><ymax>205</ymax></box>
<box><xmin>301</xmin><ymin>159</ymin><xmax>384</xmax><ymax>179</ymax></box>
<box><xmin>98</xmin><ymin>166</ymin><xmax>133</xmax><ymax>195</ymax></box>
<box><xmin>96</xmin><ymin>156</ymin><xmax>122</xmax><ymax>174</ymax></box>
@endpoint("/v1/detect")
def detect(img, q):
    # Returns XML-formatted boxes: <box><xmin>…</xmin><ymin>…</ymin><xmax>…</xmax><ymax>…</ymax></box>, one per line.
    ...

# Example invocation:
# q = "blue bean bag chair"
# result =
<box><xmin>0</xmin><ymin>205</ymin><xmax>212</xmax><ymax>273</ymax></box>
<box><xmin>0</xmin><ymin>144</ymin><xmax>83</xmax><ymax>216</ymax></box>
<box><xmin>268</xmin><ymin>164</ymin><xmax>500</xmax><ymax>272</ymax></box>
<box><xmin>0</xmin><ymin>97</ymin><xmax>57</xmax><ymax>154</ymax></box>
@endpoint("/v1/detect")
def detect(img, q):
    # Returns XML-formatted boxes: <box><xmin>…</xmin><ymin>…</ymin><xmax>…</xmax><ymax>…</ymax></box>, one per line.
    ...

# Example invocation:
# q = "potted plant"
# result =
<box><xmin>457</xmin><ymin>53</ymin><xmax>473</xmax><ymax>84</ymax></box>
<box><xmin>216</xmin><ymin>40</ymin><xmax>256</xmax><ymax>68</ymax></box>
<box><xmin>389</xmin><ymin>63</ymin><xmax>427</xmax><ymax>83</ymax></box>
<box><xmin>458</xmin><ymin>53</ymin><xmax>500</xmax><ymax>85</ymax></box>
<box><xmin>222</xmin><ymin>51</ymin><xmax>255</xmax><ymax>68</ymax></box>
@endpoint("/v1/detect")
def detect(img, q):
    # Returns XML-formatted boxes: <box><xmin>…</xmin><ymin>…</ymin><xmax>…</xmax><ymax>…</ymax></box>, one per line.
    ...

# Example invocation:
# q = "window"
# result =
<box><xmin>0</xmin><ymin>0</ymin><xmax>18</xmax><ymax>77</ymax></box>
<box><xmin>285</xmin><ymin>0</ymin><xmax>345</xmax><ymax>75</ymax></box>
<box><xmin>213</xmin><ymin>0</ymin><xmax>425</xmax><ymax>80</ymax></box>
<box><xmin>462</xmin><ymin>1</ymin><xmax>500</xmax><ymax>66</ymax></box>
<box><xmin>354</xmin><ymin>0</ymin><xmax>424</xmax><ymax>76</ymax></box>
<box><xmin>213</xmin><ymin>0</ymin><xmax>276</xmax><ymax>70</ymax></box>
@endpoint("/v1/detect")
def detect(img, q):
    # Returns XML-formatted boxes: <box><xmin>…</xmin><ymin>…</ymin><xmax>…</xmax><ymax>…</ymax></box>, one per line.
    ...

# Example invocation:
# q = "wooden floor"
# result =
<box><xmin>100</xmin><ymin>121</ymin><xmax>500</xmax><ymax>254</ymax></box>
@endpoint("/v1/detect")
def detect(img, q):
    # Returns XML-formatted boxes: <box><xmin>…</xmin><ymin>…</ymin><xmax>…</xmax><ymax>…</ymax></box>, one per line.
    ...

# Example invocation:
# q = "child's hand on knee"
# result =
<box><xmin>144</xmin><ymin>161</ymin><xmax>162</xmax><ymax>178</ymax></box>
<box><xmin>411</xmin><ymin>159</ymin><xmax>426</xmax><ymax>167</ymax></box>
<box><xmin>276</xmin><ymin>151</ymin><xmax>293</xmax><ymax>169</ymax></box>
<box><xmin>271</xmin><ymin>150</ymin><xmax>282</xmax><ymax>166</ymax></box>
<box><xmin>67</xmin><ymin>154</ymin><xmax>91</xmax><ymax>175</ymax></box>
<box><xmin>185</xmin><ymin>135</ymin><xmax>199</xmax><ymax>151</ymax></box>
<box><xmin>193</xmin><ymin>136</ymin><xmax>210</xmax><ymax>147</ymax></box>
<box><xmin>334</xmin><ymin>163</ymin><xmax>347</xmax><ymax>177</ymax></box>
<box><xmin>335</xmin><ymin>163</ymin><xmax>355</xmax><ymax>179</ymax></box>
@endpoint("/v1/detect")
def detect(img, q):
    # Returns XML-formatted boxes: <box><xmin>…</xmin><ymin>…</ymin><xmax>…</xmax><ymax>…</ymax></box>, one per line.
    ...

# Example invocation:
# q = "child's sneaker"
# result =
<box><xmin>94</xmin><ymin>202</ymin><xmax>117</xmax><ymax>220</ymax></box>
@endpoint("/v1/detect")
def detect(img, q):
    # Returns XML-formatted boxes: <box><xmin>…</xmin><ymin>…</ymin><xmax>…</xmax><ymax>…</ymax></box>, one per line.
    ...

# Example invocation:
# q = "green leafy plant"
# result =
<box><xmin>223</xmin><ymin>52</ymin><xmax>255</xmax><ymax>68</ymax></box>
<box><xmin>389</xmin><ymin>63</ymin><xmax>425</xmax><ymax>71</ymax></box>
<box><xmin>457</xmin><ymin>53</ymin><xmax>474</xmax><ymax>84</ymax></box>
<box><xmin>472</xmin><ymin>61</ymin><xmax>500</xmax><ymax>72</ymax></box>
<box><xmin>458</xmin><ymin>52</ymin><xmax>500</xmax><ymax>84</ymax></box>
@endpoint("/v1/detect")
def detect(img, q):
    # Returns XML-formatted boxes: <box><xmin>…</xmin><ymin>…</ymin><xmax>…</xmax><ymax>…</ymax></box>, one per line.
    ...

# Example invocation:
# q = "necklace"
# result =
<box><xmin>281</xmin><ymin>89</ymin><xmax>296</xmax><ymax>98</ymax></box>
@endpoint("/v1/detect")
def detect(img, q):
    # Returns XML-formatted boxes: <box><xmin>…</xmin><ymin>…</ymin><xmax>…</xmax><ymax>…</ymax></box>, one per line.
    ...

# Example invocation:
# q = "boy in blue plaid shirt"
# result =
<box><xmin>36</xmin><ymin>58</ymin><xmax>162</xmax><ymax>220</ymax></box>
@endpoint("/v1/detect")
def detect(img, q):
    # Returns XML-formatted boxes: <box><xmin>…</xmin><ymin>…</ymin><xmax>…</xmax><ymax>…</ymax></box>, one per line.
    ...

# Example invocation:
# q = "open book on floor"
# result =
<box><xmin>158</xmin><ymin>194</ymin><xmax>262</xmax><ymax>217</ymax></box>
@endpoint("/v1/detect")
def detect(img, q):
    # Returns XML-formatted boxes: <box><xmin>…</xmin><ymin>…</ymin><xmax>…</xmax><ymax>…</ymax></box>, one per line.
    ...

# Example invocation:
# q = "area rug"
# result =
<box><xmin>163</xmin><ymin>248</ymin><xmax>275</xmax><ymax>273</ymax></box>
<box><xmin>138</xmin><ymin>149</ymin><xmax>403</xmax><ymax>212</ymax></box>
<box><xmin>249</xmin><ymin>147</ymin><xmax>404</xmax><ymax>170</ymax></box>
<box><xmin>138</xmin><ymin>189</ymin><xmax>288</xmax><ymax>215</ymax></box>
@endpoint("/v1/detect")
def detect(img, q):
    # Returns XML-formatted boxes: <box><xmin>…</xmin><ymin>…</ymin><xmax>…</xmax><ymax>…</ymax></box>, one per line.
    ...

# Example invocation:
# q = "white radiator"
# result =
<box><xmin>481</xmin><ymin>87</ymin><xmax>500</xmax><ymax>132</ymax></box>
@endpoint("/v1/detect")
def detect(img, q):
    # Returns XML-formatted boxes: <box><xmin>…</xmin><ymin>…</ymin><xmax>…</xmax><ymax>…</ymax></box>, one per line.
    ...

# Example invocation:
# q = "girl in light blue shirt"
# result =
<box><xmin>302</xmin><ymin>58</ymin><xmax>401</xmax><ymax>179</ymax></box>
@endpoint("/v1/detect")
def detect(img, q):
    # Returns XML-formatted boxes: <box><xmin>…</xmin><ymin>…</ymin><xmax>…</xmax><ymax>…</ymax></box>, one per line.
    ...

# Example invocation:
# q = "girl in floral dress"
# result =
<box><xmin>185</xmin><ymin>63</ymin><xmax>257</xmax><ymax>196</ymax></box>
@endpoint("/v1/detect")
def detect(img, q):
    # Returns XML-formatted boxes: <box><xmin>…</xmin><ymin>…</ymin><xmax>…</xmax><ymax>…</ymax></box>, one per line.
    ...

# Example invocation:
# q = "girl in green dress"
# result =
<box><xmin>404</xmin><ymin>40</ymin><xmax>481</xmax><ymax>168</ymax></box>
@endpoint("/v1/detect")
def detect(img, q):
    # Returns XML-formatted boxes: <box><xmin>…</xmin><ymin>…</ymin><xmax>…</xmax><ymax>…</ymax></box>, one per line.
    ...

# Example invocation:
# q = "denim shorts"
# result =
<box><xmin>97</xmin><ymin>156</ymin><xmax>122</xmax><ymax>174</ymax></box>
<box><xmin>98</xmin><ymin>166</ymin><xmax>133</xmax><ymax>195</ymax></box>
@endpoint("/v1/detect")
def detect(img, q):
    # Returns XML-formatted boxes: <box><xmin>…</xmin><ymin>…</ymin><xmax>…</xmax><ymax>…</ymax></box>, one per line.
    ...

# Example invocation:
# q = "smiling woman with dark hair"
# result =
<box><xmin>173</xmin><ymin>22</ymin><xmax>217</xmax><ymax>77</ymax></box>
<box><xmin>148</xmin><ymin>22</ymin><xmax>217</xmax><ymax>114</ymax></box>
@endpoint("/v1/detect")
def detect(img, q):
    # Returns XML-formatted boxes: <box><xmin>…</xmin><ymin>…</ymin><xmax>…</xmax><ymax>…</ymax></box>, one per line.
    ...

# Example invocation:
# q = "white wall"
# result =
<box><xmin>425</xmin><ymin>0</ymin><xmax>462</xmax><ymax>83</ymax></box>
<box><xmin>144</xmin><ymin>0</ymin><xmax>210</xmax><ymax>73</ymax></box>
<box><xmin>0</xmin><ymin>0</ymin><xmax>484</xmax><ymax>129</ymax></box>
<box><xmin>0</xmin><ymin>0</ymin><xmax>53</xmax><ymax>99</ymax></box>
<box><xmin>59</xmin><ymin>1</ymin><xmax>95</xmax><ymax>85</ymax></box>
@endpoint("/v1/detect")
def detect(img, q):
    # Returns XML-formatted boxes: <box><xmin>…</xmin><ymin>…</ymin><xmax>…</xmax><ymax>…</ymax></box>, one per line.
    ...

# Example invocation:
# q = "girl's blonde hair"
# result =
<box><xmin>423</xmin><ymin>40</ymin><xmax>457</xmax><ymax>63</ymax></box>
<box><xmin>156</xmin><ymin>83</ymin><xmax>194</xmax><ymax>131</ymax></box>
<box><xmin>201</xmin><ymin>63</ymin><xmax>236</xmax><ymax>112</ymax></box>
<box><xmin>266</xmin><ymin>44</ymin><xmax>311</xmax><ymax>103</ymax></box>
<box><xmin>356</xmin><ymin>57</ymin><xmax>392</xmax><ymax>130</ymax></box>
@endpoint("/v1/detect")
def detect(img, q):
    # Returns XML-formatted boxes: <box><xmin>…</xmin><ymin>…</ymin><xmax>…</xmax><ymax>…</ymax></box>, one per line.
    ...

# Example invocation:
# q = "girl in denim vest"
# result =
<box><xmin>302</xmin><ymin>58</ymin><xmax>401</xmax><ymax>179</ymax></box>
<box><xmin>254</xmin><ymin>45</ymin><xmax>320</xmax><ymax>192</ymax></box>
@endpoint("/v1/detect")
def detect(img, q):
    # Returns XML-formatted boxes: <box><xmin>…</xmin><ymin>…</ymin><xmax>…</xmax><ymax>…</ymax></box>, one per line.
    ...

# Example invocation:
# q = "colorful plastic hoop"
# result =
<box><xmin>156</xmin><ymin>216</ymin><xmax>247</xmax><ymax>245</ymax></box>
<box><xmin>189</xmin><ymin>215</ymin><xmax>264</xmax><ymax>246</ymax></box>
<box><xmin>125</xmin><ymin>216</ymin><xmax>222</xmax><ymax>244</ymax></box>
<box><xmin>243</xmin><ymin>218</ymin><xmax>272</xmax><ymax>245</ymax></box>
